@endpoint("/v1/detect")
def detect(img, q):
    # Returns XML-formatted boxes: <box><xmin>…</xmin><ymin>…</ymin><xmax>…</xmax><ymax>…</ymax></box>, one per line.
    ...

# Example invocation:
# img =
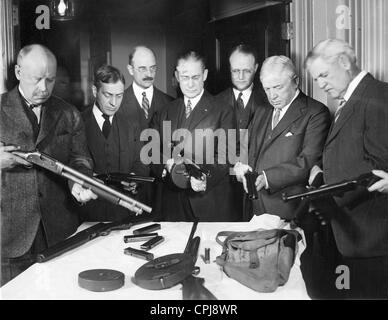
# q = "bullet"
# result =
<box><xmin>205</xmin><ymin>248</ymin><xmax>210</xmax><ymax>264</ymax></box>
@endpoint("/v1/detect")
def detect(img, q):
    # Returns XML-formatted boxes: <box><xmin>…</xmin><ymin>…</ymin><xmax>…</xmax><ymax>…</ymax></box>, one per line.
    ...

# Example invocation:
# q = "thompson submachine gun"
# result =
<box><xmin>12</xmin><ymin>150</ymin><xmax>152</xmax><ymax>215</ymax></box>
<box><xmin>133</xmin><ymin>222</ymin><xmax>217</xmax><ymax>300</ymax></box>
<box><xmin>283</xmin><ymin>171</ymin><xmax>381</xmax><ymax>227</ymax></box>
<box><xmin>36</xmin><ymin>217</ymin><xmax>149</xmax><ymax>262</ymax></box>
<box><xmin>170</xmin><ymin>157</ymin><xmax>210</xmax><ymax>189</ymax></box>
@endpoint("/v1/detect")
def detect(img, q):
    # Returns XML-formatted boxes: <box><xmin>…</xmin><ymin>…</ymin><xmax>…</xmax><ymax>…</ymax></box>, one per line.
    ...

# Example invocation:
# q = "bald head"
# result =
<box><xmin>127</xmin><ymin>46</ymin><xmax>157</xmax><ymax>89</ymax></box>
<box><xmin>15</xmin><ymin>44</ymin><xmax>57</xmax><ymax>105</ymax></box>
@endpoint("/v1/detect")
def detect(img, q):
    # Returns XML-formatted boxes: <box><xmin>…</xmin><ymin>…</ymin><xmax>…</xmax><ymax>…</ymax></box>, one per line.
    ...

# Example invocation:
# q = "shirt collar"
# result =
<box><xmin>93</xmin><ymin>103</ymin><xmax>113</xmax><ymax>123</ymax></box>
<box><xmin>232</xmin><ymin>83</ymin><xmax>253</xmax><ymax>100</ymax></box>
<box><xmin>132</xmin><ymin>81</ymin><xmax>154</xmax><ymax>98</ymax></box>
<box><xmin>343</xmin><ymin>70</ymin><xmax>368</xmax><ymax>102</ymax></box>
<box><xmin>273</xmin><ymin>89</ymin><xmax>300</xmax><ymax>113</ymax></box>
<box><xmin>184</xmin><ymin>89</ymin><xmax>204</xmax><ymax>110</ymax></box>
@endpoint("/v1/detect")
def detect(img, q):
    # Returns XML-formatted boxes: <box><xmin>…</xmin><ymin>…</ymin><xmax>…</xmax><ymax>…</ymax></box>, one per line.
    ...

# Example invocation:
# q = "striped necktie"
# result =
<box><xmin>272</xmin><ymin>108</ymin><xmax>281</xmax><ymax>129</ymax></box>
<box><xmin>185</xmin><ymin>99</ymin><xmax>192</xmax><ymax>118</ymax></box>
<box><xmin>334</xmin><ymin>99</ymin><xmax>346</xmax><ymax>122</ymax></box>
<box><xmin>142</xmin><ymin>92</ymin><xmax>150</xmax><ymax>119</ymax></box>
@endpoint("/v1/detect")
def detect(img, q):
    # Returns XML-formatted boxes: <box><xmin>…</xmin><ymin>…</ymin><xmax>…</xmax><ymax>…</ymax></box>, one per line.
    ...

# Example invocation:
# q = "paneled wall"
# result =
<box><xmin>291</xmin><ymin>0</ymin><xmax>388</xmax><ymax>112</ymax></box>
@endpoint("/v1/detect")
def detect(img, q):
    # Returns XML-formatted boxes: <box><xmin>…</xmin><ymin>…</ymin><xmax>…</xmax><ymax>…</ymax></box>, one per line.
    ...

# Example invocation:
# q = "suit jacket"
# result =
<box><xmin>79</xmin><ymin>106</ymin><xmax>149</xmax><ymax>221</ymax></box>
<box><xmin>0</xmin><ymin>87</ymin><xmax>93</xmax><ymax>258</ymax></box>
<box><xmin>216</xmin><ymin>85</ymin><xmax>267</xmax><ymax>131</ymax></box>
<box><xmin>119</xmin><ymin>84</ymin><xmax>173</xmax><ymax>133</ymax></box>
<box><xmin>322</xmin><ymin>73</ymin><xmax>388</xmax><ymax>258</ymax></box>
<box><xmin>151</xmin><ymin>91</ymin><xmax>241</xmax><ymax>221</ymax></box>
<box><xmin>247</xmin><ymin>91</ymin><xmax>331</xmax><ymax>220</ymax></box>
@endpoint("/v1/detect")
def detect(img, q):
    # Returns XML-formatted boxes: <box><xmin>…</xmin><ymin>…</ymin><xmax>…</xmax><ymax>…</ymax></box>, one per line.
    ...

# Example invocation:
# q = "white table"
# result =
<box><xmin>1</xmin><ymin>216</ymin><xmax>309</xmax><ymax>300</ymax></box>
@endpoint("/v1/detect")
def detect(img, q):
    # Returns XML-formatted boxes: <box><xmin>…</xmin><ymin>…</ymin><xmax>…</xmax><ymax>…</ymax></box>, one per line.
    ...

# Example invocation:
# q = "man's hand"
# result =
<box><xmin>0</xmin><ymin>143</ymin><xmax>31</xmax><ymax>169</ymax></box>
<box><xmin>233</xmin><ymin>162</ymin><xmax>252</xmax><ymax>193</ymax></box>
<box><xmin>309</xmin><ymin>165</ymin><xmax>323</xmax><ymax>186</ymax></box>
<box><xmin>255</xmin><ymin>174</ymin><xmax>266</xmax><ymax>192</ymax></box>
<box><xmin>368</xmin><ymin>170</ymin><xmax>388</xmax><ymax>194</ymax></box>
<box><xmin>190</xmin><ymin>174</ymin><xmax>206</xmax><ymax>192</ymax></box>
<box><xmin>165</xmin><ymin>158</ymin><xmax>175</xmax><ymax>173</ymax></box>
<box><xmin>68</xmin><ymin>181</ymin><xmax>98</xmax><ymax>203</ymax></box>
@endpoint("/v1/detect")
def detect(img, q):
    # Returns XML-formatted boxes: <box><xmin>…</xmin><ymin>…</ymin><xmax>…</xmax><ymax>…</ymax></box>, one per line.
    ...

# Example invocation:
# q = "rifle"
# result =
<box><xmin>12</xmin><ymin>150</ymin><xmax>152</xmax><ymax>215</ymax></box>
<box><xmin>95</xmin><ymin>173</ymin><xmax>155</xmax><ymax>194</ymax></box>
<box><xmin>134</xmin><ymin>222</ymin><xmax>217</xmax><ymax>300</ymax></box>
<box><xmin>36</xmin><ymin>217</ymin><xmax>149</xmax><ymax>262</ymax></box>
<box><xmin>283</xmin><ymin>171</ymin><xmax>380</xmax><ymax>227</ymax></box>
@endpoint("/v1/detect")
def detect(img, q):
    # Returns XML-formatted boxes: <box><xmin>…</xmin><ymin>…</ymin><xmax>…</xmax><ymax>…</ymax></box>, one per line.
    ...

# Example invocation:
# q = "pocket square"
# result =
<box><xmin>285</xmin><ymin>132</ymin><xmax>293</xmax><ymax>137</ymax></box>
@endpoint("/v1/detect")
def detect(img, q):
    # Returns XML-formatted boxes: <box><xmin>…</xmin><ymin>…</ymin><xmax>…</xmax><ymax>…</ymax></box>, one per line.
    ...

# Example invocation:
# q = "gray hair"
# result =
<box><xmin>304</xmin><ymin>38</ymin><xmax>357</xmax><ymax>69</ymax></box>
<box><xmin>260</xmin><ymin>55</ymin><xmax>297</xmax><ymax>81</ymax></box>
<box><xmin>17</xmin><ymin>44</ymin><xmax>56</xmax><ymax>66</ymax></box>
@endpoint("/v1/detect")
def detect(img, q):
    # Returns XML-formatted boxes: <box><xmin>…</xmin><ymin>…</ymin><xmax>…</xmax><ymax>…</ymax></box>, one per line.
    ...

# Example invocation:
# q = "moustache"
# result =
<box><xmin>143</xmin><ymin>77</ymin><xmax>154</xmax><ymax>81</ymax></box>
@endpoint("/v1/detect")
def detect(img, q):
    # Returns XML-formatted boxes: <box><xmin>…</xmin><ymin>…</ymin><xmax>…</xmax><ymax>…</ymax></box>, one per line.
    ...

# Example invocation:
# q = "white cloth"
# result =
<box><xmin>92</xmin><ymin>104</ymin><xmax>113</xmax><ymax>131</ymax></box>
<box><xmin>184</xmin><ymin>89</ymin><xmax>204</xmax><ymax>111</ymax></box>
<box><xmin>132</xmin><ymin>81</ymin><xmax>154</xmax><ymax>108</ymax></box>
<box><xmin>232</xmin><ymin>84</ymin><xmax>253</xmax><ymax>109</ymax></box>
<box><xmin>0</xmin><ymin>220</ymin><xmax>309</xmax><ymax>300</ymax></box>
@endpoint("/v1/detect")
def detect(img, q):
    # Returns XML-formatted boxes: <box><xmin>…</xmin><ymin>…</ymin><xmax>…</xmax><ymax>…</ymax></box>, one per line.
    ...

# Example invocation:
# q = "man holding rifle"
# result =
<box><xmin>306</xmin><ymin>39</ymin><xmax>388</xmax><ymax>298</ymax></box>
<box><xmin>80</xmin><ymin>65</ymin><xmax>149</xmax><ymax>222</ymax></box>
<box><xmin>0</xmin><ymin>44</ymin><xmax>96</xmax><ymax>285</ymax></box>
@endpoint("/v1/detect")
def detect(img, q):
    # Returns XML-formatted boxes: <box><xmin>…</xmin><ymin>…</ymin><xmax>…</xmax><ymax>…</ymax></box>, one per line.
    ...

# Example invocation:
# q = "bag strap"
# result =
<box><xmin>215</xmin><ymin>231</ymin><xmax>236</xmax><ymax>246</ymax></box>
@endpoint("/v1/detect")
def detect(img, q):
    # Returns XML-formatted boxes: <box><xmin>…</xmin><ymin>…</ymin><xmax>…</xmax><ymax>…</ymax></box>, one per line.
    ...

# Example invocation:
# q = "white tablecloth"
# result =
<box><xmin>1</xmin><ymin>215</ymin><xmax>309</xmax><ymax>300</ymax></box>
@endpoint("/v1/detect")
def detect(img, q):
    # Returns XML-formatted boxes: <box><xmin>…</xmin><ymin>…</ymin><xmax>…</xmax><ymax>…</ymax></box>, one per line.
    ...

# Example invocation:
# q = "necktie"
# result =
<box><xmin>185</xmin><ymin>99</ymin><xmax>192</xmax><ymax>119</ymax></box>
<box><xmin>334</xmin><ymin>99</ymin><xmax>346</xmax><ymax>122</ymax></box>
<box><xmin>236</xmin><ymin>92</ymin><xmax>244</xmax><ymax>111</ymax></box>
<box><xmin>29</xmin><ymin>104</ymin><xmax>40</xmax><ymax>123</ymax></box>
<box><xmin>102</xmin><ymin>114</ymin><xmax>111</xmax><ymax>138</ymax></box>
<box><xmin>142</xmin><ymin>92</ymin><xmax>150</xmax><ymax>119</ymax></box>
<box><xmin>272</xmin><ymin>108</ymin><xmax>281</xmax><ymax>129</ymax></box>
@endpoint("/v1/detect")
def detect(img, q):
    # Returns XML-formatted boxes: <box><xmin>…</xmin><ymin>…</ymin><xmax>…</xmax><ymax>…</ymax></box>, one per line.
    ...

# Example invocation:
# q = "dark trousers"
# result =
<box><xmin>1</xmin><ymin>222</ymin><xmax>48</xmax><ymax>287</ymax></box>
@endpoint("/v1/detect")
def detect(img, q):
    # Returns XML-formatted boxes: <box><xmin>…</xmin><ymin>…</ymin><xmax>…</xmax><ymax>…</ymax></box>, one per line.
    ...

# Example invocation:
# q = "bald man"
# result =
<box><xmin>0</xmin><ymin>44</ymin><xmax>96</xmax><ymax>285</ymax></box>
<box><xmin>119</xmin><ymin>46</ymin><xmax>172</xmax><ymax>131</ymax></box>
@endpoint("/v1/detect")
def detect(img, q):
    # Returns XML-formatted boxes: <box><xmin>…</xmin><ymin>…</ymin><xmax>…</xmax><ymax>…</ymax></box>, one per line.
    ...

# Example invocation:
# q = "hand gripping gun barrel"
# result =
<box><xmin>12</xmin><ymin>150</ymin><xmax>152</xmax><ymax>215</ymax></box>
<box><xmin>282</xmin><ymin>171</ymin><xmax>381</xmax><ymax>227</ymax></box>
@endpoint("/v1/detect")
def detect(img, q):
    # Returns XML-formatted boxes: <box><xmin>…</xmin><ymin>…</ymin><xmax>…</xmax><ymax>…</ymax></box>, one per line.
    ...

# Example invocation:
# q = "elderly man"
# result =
<box><xmin>119</xmin><ymin>46</ymin><xmax>172</xmax><ymax>131</ymax></box>
<box><xmin>80</xmin><ymin>65</ymin><xmax>149</xmax><ymax>221</ymax></box>
<box><xmin>306</xmin><ymin>39</ymin><xmax>388</xmax><ymax>298</ymax></box>
<box><xmin>234</xmin><ymin>55</ymin><xmax>330</xmax><ymax>220</ymax></box>
<box><xmin>0</xmin><ymin>44</ymin><xmax>96</xmax><ymax>285</ymax></box>
<box><xmin>151</xmin><ymin>51</ymin><xmax>239</xmax><ymax>222</ymax></box>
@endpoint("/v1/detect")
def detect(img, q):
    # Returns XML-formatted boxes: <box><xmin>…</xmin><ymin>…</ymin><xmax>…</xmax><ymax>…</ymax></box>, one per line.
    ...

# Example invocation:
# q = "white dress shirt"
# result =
<box><xmin>263</xmin><ymin>89</ymin><xmax>300</xmax><ymax>188</ymax></box>
<box><xmin>232</xmin><ymin>84</ymin><xmax>253</xmax><ymax>108</ymax></box>
<box><xmin>132</xmin><ymin>81</ymin><xmax>154</xmax><ymax>107</ymax></box>
<box><xmin>92</xmin><ymin>104</ymin><xmax>113</xmax><ymax>131</ymax></box>
<box><xmin>184</xmin><ymin>89</ymin><xmax>204</xmax><ymax>111</ymax></box>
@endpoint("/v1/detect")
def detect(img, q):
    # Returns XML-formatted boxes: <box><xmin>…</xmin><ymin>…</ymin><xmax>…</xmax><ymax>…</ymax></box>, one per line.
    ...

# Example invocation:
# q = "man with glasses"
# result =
<box><xmin>151</xmin><ymin>51</ymin><xmax>240</xmax><ymax>222</ymax></box>
<box><xmin>119</xmin><ymin>46</ymin><xmax>172</xmax><ymax>133</ymax></box>
<box><xmin>217</xmin><ymin>44</ymin><xmax>267</xmax><ymax>220</ymax></box>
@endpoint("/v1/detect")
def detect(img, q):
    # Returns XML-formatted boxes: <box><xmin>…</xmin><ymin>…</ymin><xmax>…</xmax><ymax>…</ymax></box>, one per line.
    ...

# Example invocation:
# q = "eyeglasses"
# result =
<box><xmin>133</xmin><ymin>65</ymin><xmax>157</xmax><ymax>73</ymax></box>
<box><xmin>231</xmin><ymin>69</ymin><xmax>254</xmax><ymax>76</ymax></box>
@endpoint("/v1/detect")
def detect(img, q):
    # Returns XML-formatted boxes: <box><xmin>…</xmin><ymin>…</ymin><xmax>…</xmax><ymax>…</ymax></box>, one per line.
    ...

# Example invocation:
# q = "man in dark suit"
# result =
<box><xmin>217</xmin><ymin>44</ymin><xmax>267</xmax><ymax>219</ymax></box>
<box><xmin>306</xmin><ymin>39</ymin><xmax>388</xmax><ymax>298</ymax></box>
<box><xmin>119</xmin><ymin>46</ymin><xmax>173</xmax><ymax>217</ymax></box>
<box><xmin>119</xmin><ymin>46</ymin><xmax>173</xmax><ymax>132</ymax></box>
<box><xmin>80</xmin><ymin>65</ymin><xmax>149</xmax><ymax>222</ymax></box>
<box><xmin>151</xmin><ymin>51</ymin><xmax>239</xmax><ymax>222</ymax></box>
<box><xmin>234</xmin><ymin>55</ymin><xmax>330</xmax><ymax>221</ymax></box>
<box><xmin>0</xmin><ymin>44</ymin><xmax>96</xmax><ymax>285</ymax></box>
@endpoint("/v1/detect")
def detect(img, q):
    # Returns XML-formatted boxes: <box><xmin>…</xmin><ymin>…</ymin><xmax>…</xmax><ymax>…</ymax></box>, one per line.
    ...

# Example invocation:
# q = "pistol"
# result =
<box><xmin>245</xmin><ymin>171</ymin><xmax>259</xmax><ymax>200</ymax></box>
